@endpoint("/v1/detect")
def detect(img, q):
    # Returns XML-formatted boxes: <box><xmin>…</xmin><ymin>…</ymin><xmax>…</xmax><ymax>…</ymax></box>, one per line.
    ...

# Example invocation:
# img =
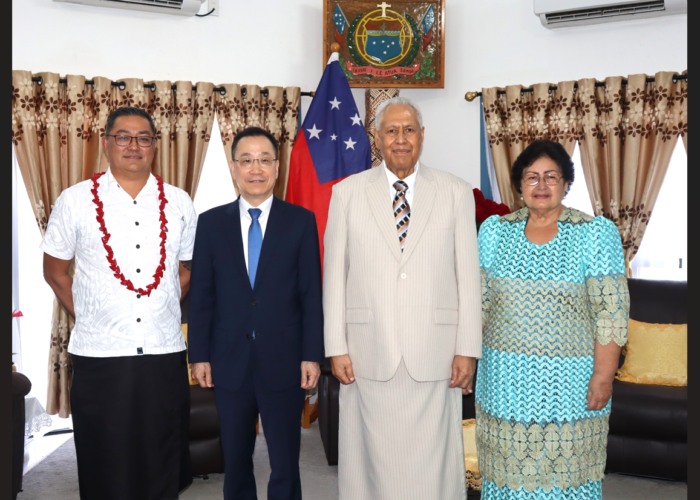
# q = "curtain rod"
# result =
<box><xmin>29</xmin><ymin>77</ymin><xmax>314</xmax><ymax>98</ymax></box>
<box><xmin>464</xmin><ymin>74</ymin><xmax>687</xmax><ymax>102</ymax></box>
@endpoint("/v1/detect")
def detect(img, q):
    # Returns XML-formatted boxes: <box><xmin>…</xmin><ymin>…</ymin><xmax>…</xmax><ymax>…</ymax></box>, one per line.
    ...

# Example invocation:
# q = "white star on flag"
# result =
<box><xmin>307</xmin><ymin>124</ymin><xmax>322</xmax><ymax>139</ymax></box>
<box><xmin>344</xmin><ymin>137</ymin><xmax>357</xmax><ymax>150</ymax></box>
<box><xmin>350</xmin><ymin>113</ymin><xmax>362</xmax><ymax>126</ymax></box>
<box><xmin>331</xmin><ymin>134</ymin><xmax>338</xmax><ymax>141</ymax></box>
<box><xmin>329</xmin><ymin>97</ymin><xmax>341</xmax><ymax>109</ymax></box>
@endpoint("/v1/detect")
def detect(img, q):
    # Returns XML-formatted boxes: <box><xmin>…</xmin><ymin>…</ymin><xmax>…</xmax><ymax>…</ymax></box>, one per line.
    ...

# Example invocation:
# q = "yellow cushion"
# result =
<box><xmin>463</xmin><ymin>419</ymin><xmax>482</xmax><ymax>491</ymax></box>
<box><xmin>615</xmin><ymin>319</ymin><xmax>687</xmax><ymax>387</ymax></box>
<box><xmin>181</xmin><ymin>324</ymin><xmax>199</xmax><ymax>386</ymax></box>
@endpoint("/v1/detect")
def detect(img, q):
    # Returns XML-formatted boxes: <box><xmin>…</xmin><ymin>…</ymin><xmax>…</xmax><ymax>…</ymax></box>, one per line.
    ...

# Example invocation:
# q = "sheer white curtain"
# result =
<box><xmin>193</xmin><ymin>120</ymin><xmax>237</xmax><ymax>214</ymax></box>
<box><xmin>566</xmin><ymin>143</ymin><xmax>595</xmax><ymax>217</ymax></box>
<box><xmin>630</xmin><ymin>141</ymin><xmax>687</xmax><ymax>281</ymax></box>
<box><xmin>12</xmin><ymin>145</ymin><xmax>23</xmax><ymax>372</ymax></box>
<box><xmin>566</xmin><ymin>142</ymin><xmax>686</xmax><ymax>282</ymax></box>
<box><xmin>16</xmin><ymin>150</ymin><xmax>56</xmax><ymax>408</ymax></box>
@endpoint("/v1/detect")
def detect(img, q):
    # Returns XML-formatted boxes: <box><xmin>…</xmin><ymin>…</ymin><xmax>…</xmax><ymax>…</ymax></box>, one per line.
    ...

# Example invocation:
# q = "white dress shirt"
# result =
<box><xmin>384</xmin><ymin>160</ymin><xmax>419</xmax><ymax>207</ymax></box>
<box><xmin>41</xmin><ymin>168</ymin><xmax>198</xmax><ymax>358</ymax></box>
<box><xmin>239</xmin><ymin>194</ymin><xmax>274</xmax><ymax>273</ymax></box>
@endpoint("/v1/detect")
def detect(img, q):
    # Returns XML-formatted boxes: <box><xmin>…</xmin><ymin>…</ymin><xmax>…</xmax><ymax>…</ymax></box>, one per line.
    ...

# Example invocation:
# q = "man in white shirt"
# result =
<box><xmin>323</xmin><ymin>97</ymin><xmax>482</xmax><ymax>499</ymax></box>
<box><xmin>188</xmin><ymin>127</ymin><xmax>324</xmax><ymax>500</ymax></box>
<box><xmin>42</xmin><ymin>107</ymin><xmax>197</xmax><ymax>500</ymax></box>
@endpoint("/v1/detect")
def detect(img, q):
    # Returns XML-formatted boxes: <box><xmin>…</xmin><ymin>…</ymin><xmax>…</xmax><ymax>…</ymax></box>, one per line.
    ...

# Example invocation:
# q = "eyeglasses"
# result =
<box><xmin>233</xmin><ymin>157</ymin><xmax>277</xmax><ymax>167</ymax></box>
<box><xmin>522</xmin><ymin>173</ymin><xmax>562</xmax><ymax>186</ymax></box>
<box><xmin>107</xmin><ymin>134</ymin><xmax>155</xmax><ymax>147</ymax></box>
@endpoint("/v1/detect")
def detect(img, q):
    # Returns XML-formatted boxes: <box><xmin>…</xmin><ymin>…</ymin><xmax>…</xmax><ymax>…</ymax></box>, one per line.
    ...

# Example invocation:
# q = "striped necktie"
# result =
<box><xmin>393</xmin><ymin>180</ymin><xmax>410</xmax><ymax>251</ymax></box>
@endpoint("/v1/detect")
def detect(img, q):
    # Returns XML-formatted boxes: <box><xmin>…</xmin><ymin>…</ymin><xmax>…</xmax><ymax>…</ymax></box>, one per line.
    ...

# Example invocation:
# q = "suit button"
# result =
<box><xmin>401</xmin><ymin>273</ymin><xmax>407</xmax><ymax>279</ymax></box>
<box><xmin>251</xmin><ymin>300</ymin><xmax>258</xmax><ymax>305</ymax></box>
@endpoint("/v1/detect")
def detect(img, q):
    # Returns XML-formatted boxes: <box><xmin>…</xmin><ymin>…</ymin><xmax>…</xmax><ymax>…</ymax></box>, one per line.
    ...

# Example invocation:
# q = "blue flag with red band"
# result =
<box><xmin>286</xmin><ymin>53</ymin><xmax>371</xmax><ymax>266</ymax></box>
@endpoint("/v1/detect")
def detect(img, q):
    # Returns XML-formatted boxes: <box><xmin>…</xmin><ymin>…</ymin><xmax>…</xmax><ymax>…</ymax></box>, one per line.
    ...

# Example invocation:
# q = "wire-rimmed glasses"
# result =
<box><xmin>522</xmin><ymin>173</ymin><xmax>562</xmax><ymax>186</ymax></box>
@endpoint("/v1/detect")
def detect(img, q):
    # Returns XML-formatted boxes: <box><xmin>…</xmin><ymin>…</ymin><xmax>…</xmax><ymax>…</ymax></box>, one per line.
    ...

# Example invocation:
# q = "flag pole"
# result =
<box><xmin>328</xmin><ymin>43</ymin><xmax>341</xmax><ymax>64</ymax></box>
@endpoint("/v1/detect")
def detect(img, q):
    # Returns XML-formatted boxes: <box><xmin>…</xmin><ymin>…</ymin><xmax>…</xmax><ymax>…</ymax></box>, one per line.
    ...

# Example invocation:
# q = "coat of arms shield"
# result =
<box><xmin>324</xmin><ymin>1</ymin><xmax>445</xmax><ymax>88</ymax></box>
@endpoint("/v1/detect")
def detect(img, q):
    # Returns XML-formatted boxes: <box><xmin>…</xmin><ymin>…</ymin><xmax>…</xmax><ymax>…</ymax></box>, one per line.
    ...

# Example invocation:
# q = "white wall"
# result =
<box><xmin>11</xmin><ymin>0</ymin><xmax>688</xmax><ymax>408</ymax></box>
<box><xmin>13</xmin><ymin>0</ymin><xmax>687</xmax><ymax>186</ymax></box>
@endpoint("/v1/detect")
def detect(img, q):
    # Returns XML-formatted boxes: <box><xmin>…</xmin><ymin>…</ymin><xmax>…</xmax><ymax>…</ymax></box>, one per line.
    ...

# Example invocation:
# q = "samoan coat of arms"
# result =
<box><xmin>325</xmin><ymin>1</ymin><xmax>444</xmax><ymax>88</ymax></box>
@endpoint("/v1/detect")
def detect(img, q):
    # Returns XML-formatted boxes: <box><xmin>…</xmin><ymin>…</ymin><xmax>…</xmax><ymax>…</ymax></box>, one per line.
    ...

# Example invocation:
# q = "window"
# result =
<box><xmin>16</xmin><ymin>151</ymin><xmax>56</xmax><ymax>410</ymax></box>
<box><xmin>565</xmin><ymin>143</ymin><xmax>595</xmax><ymax>217</ymax></box>
<box><xmin>566</xmin><ymin>142</ymin><xmax>687</xmax><ymax>281</ymax></box>
<box><xmin>193</xmin><ymin>120</ymin><xmax>237</xmax><ymax>214</ymax></box>
<box><xmin>630</xmin><ymin>140</ymin><xmax>687</xmax><ymax>281</ymax></box>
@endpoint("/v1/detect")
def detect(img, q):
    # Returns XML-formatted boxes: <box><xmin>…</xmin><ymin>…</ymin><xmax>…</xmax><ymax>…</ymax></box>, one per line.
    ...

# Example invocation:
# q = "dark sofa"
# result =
<box><xmin>317</xmin><ymin>279</ymin><xmax>687</xmax><ymax>482</ymax></box>
<box><xmin>605</xmin><ymin>278</ymin><xmax>687</xmax><ymax>481</ymax></box>
<box><xmin>12</xmin><ymin>372</ymin><xmax>32</xmax><ymax>500</ymax></box>
<box><xmin>182</xmin><ymin>292</ymin><xmax>225</xmax><ymax>477</ymax></box>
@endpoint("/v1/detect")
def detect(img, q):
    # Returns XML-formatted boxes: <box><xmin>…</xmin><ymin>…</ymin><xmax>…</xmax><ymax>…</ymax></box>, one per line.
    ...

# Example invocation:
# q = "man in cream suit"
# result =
<box><xmin>323</xmin><ymin>97</ymin><xmax>482</xmax><ymax>500</ymax></box>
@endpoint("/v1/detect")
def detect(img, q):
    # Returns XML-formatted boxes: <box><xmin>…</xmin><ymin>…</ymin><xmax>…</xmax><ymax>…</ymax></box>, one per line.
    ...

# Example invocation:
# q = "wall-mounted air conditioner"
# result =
<box><xmin>53</xmin><ymin>0</ymin><xmax>206</xmax><ymax>17</ymax></box>
<box><xmin>534</xmin><ymin>0</ymin><xmax>687</xmax><ymax>29</ymax></box>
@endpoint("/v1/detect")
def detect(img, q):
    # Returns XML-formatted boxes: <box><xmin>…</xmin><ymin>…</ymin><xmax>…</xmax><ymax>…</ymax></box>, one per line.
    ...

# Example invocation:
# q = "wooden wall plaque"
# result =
<box><xmin>324</xmin><ymin>0</ymin><xmax>445</xmax><ymax>88</ymax></box>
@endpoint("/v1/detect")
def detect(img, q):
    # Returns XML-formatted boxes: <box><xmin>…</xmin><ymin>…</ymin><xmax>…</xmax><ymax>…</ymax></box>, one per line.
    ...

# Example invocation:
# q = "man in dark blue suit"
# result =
<box><xmin>188</xmin><ymin>127</ymin><xmax>323</xmax><ymax>500</ymax></box>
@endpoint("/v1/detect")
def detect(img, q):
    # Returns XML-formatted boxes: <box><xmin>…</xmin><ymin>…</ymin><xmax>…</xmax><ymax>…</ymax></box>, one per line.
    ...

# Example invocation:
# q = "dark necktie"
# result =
<box><xmin>393</xmin><ymin>180</ymin><xmax>410</xmax><ymax>251</ymax></box>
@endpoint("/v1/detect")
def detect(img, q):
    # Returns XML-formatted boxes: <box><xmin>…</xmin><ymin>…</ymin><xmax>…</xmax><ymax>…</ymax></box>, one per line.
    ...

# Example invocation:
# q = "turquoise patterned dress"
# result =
<box><xmin>475</xmin><ymin>207</ymin><xmax>629</xmax><ymax>500</ymax></box>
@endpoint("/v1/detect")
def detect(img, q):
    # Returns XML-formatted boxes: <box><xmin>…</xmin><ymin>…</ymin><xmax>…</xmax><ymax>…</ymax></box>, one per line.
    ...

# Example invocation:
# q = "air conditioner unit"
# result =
<box><xmin>53</xmin><ymin>0</ymin><xmax>206</xmax><ymax>17</ymax></box>
<box><xmin>534</xmin><ymin>0</ymin><xmax>687</xmax><ymax>29</ymax></box>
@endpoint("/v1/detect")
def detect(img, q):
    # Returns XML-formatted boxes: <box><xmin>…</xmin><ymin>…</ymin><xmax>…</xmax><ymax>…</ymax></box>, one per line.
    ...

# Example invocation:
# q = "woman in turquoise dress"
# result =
<box><xmin>476</xmin><ymin>139</ymin><xmax>629</xmax><ymax>500</ymax></box>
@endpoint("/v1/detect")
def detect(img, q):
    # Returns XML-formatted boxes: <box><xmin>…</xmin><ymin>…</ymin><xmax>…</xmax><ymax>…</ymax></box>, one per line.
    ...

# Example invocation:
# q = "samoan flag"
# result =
<box><xmin>286</xmin><ymin>53</ymin><xmax>371</xmax><ymax>265</ymax></box>
<box><xmin>333</xmin><ymin>4</ymin><xmax>347</xmax><ymax>48</ymax></box>
<box><xmin>422</xmin><ymin>5</ymin><xmax>435</xmax><ymax>50</ymax></box>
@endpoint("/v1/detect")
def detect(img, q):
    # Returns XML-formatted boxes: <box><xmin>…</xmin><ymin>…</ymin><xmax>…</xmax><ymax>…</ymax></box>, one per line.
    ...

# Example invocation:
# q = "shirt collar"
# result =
<box><xmin>384</xmin><ymin>161</ymin><xmax>419</xmax><ymax>190</ymax></box>
<box><xmin>239</xmin><ymin>193</ymin><xmax>274</xmax><ymax>217</ymax></box>
<box><xmin>103</xmin><ymin>167</ymin><xmax>157</xmax><ymax>195</ymax></box>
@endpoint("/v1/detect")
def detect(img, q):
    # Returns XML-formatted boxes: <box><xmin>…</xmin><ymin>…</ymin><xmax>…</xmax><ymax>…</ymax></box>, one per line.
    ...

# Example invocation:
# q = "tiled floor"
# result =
<box><xmin>23</xmin><ymin>415</ymin><xmax>74</xmax><ymax>475</ymax></box>
<box><xmin>22</xmin><ymin>419</ymin><xmax>687</xmax><ymax>500</ymax></box>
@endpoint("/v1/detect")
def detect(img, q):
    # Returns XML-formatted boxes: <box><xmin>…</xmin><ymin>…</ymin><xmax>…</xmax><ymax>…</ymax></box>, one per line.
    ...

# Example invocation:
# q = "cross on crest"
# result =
<box><xmin>377</xmin><ymin>2</ymin><xmax>391</xmax><ymax>17</ymax></box>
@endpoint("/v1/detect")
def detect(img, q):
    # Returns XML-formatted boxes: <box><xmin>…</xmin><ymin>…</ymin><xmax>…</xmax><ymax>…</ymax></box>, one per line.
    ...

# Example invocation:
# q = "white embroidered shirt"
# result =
<box><xmin>40</xmin><ymin>168</ymin><xmax>198</xmax><ymax>358</ymax></box>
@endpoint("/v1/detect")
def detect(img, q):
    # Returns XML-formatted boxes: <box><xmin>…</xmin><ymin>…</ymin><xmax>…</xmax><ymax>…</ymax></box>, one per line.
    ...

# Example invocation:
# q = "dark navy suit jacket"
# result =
<box><xmin>187</xmin><ymin>196</ymin><xmax>324</xmax><ymax>393</ymax></box>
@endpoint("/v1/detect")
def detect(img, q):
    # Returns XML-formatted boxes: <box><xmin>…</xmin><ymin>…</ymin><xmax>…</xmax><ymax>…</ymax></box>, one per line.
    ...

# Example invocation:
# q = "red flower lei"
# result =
<box><xmin>91</xmin><ymin>172</ymin><xmax>168</xmax><ymax>297</ymax></box>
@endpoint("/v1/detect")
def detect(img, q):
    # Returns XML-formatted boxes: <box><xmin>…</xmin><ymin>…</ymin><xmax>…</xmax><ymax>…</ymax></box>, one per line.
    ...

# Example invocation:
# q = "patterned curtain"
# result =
<box><xmin>481</xmin><ymin>82</ymin><xmax>579</xmax><ymax>211</ymax></box>
<box><xmin>481</xmin><ymin>70</ymin><xmax>687</xmax><ymax>275</ymax></box>
<box><xmin>214</xmin><ymin>85</ymin><xmax>300</xmax><ymax>200</ymax></box>
<box><xmin>11</xmin><ymin>70</ymin><xmax>216</xmax><ymax>417</ymax></box>
<box><xmin>106</xmin><ymin>78</ymin><xmax>216</xmax><ymax>196</ymax></box>
<box><xmin>575</xmin><ymin>71</ymin><xmax>687</xmax><ymax>272</ymax></box>
<box><xmin>364</xmin><ymin>88</ymin><xmax>400</xmax><ymax>167</ymax></box>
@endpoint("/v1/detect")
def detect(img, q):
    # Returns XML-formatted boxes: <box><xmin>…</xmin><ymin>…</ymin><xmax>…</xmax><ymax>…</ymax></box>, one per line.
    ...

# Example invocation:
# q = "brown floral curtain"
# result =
<box><xmin>214</xmin><ymin>85</ymin><xmax>300</xmax><ymax>200</ymax></box>
<box><xmin>11</xmin><ymin>70</ymin><xmax>216</xmax><ymax>417</ymax></box>
<box><xmin>482</xmin><ymin>82</ymin><xmax>579</xmax><ymax>211</ymax></box>
<box><xmin>574</xmin><ymin>71</ymin><xmax>687</xmax><ymax>271</ymax></box>
<box><xmin>482</xmin><ymin>70</ymin><xmax>687</xmax><ymax>274</ymax></box>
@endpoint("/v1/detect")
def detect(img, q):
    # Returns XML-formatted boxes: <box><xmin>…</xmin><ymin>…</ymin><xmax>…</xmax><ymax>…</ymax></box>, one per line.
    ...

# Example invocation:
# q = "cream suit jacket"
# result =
<box><xmin>323</xmin><ymin>163</ymin><xmax>482</xmax><ymax>382</ymax></box>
